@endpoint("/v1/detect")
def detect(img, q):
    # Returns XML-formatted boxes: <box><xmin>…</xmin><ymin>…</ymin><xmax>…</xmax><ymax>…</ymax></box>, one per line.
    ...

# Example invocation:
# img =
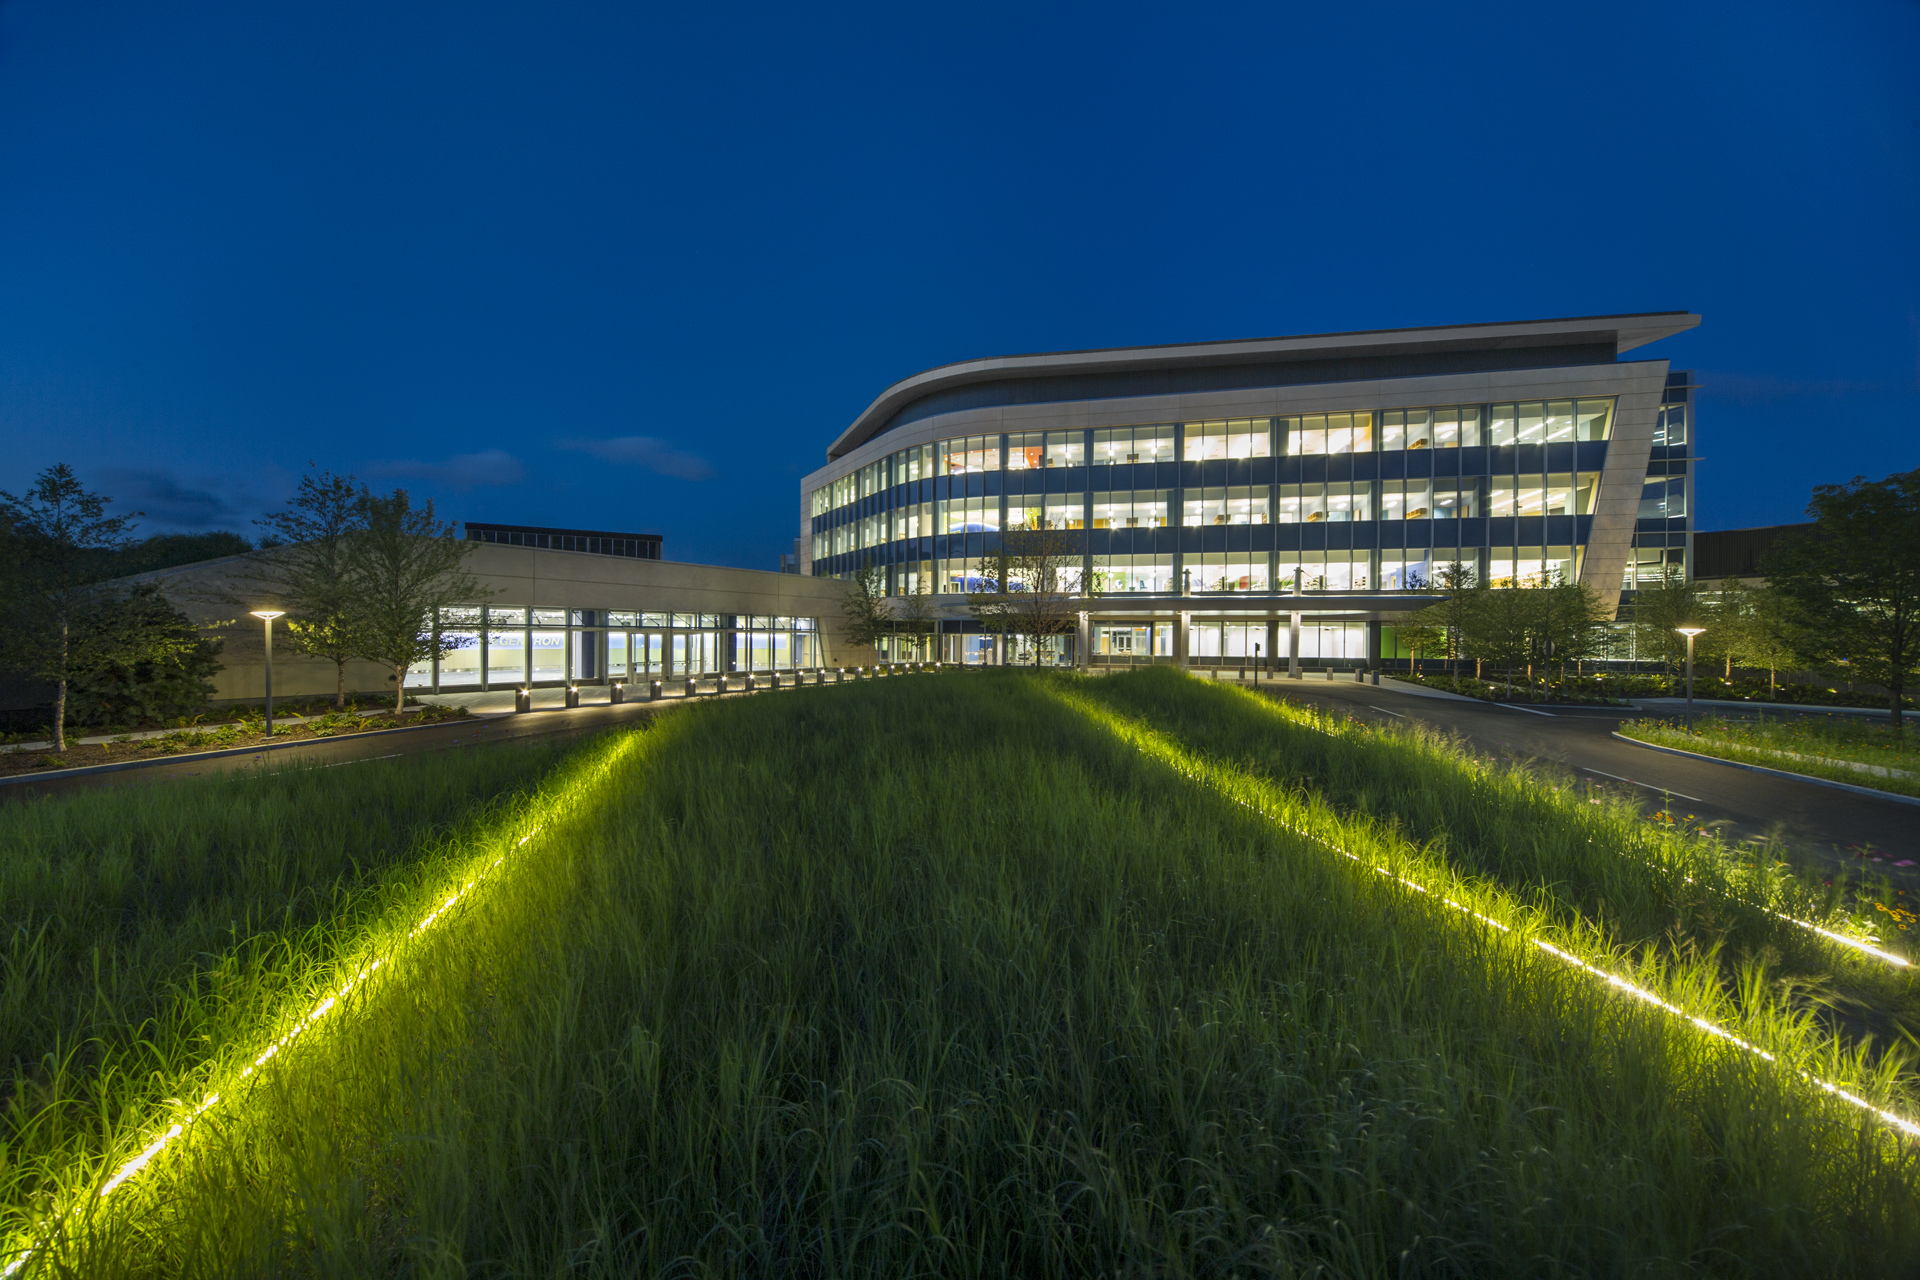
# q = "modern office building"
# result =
<box><xmin>801</xmin><ymin>313</ymin><xmax>1700</xmax><ymax>665</ymax></box>
<box><xmin>127</xmin><ymin>528</ymin><xmax>856</xmax><ymax>704</ymax></box>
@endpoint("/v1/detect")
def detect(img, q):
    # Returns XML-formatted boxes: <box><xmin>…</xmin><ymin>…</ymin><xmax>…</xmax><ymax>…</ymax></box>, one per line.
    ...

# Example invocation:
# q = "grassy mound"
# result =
<box><xmin>9</xmin><ymin>672</ymin><xmax>1920</xmax><ymax>1277</ymax></box>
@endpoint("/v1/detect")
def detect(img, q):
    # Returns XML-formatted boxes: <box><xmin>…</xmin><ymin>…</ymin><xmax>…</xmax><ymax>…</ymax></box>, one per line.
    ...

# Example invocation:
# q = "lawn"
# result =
<box><xmin>6</xmin><ymin>671</ymin><xmax>1920</xmax><ymax>1277</ymax></box>
<box><xmin>1621</xmin><ymin>712</ymin><xmax>1920</xmax><ymax>801</ymax></box>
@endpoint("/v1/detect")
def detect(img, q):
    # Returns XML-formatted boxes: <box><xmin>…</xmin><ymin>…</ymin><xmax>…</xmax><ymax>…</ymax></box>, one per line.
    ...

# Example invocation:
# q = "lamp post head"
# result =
<box><xmin>250</xmin><ymin>610</ymin><xmax>286</xmax><ymax>621</ymax></box>
<box><xmin>1674</xmin><ymin>626</ymin><xmax>1705</xmax><ymax>638</ymax></box>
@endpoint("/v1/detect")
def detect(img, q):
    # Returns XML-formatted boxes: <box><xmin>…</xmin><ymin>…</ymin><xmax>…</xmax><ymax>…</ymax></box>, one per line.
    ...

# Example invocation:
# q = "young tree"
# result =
<box><xmin>247</xmin><ymin>467</ymin><xmax>368</xmax><ymax>708</ymax></box>
<box><xmin>1401</xmin><ymin>560</ymin><xmax>1480</xmax><ymax>677</ymax></box>
<box><xmin>965</xmin><ymin>545</ymin><xmax>1017</xmax><ymax>663</ymax></box>
<box><xmin>346</xmin><ymin>487</ymin><xmax>489</xmax><ymax>713</ymax></box>
<box><xmin>1470</xmin><ymin>586</ymin><xmax>1538</xmax><ymax>697</ymax></box>
<box><xmin>1735</xmin><ymin>584</ymin><xmax>1806</xmax><ymax>696</ymax></box>
<box><xmin>838</xmin><ymin>557</ymin><xmax>891</xmax><ymax>655</ymax></box>
<box><xmin>1532</xmin><ymin>575</ymin><xmax>1608</xmax><ymax>681</ymax></box>
<box><xmin>1627</xmin><ymin>569</ymin><xmax>1705</xmax><ymax>676</ymax></box>
<box><xmin>999</xmin><ymin>526</ymin><xmax>1083</xmax><ymax>666</ymax></box>
<box><xmin>1764</xmin><ymin>468</ymin><xmax>1920</xmax><ymax>734</ymax></box>
<box><xmin>893</xmin><ymin>580</ymin><xmax>938</xmax><ymax>661</ymax></box>
<box><xmin>0</xmin><ymin>465</ymin><xmax>195</xmax><ymax>750</ymax></box>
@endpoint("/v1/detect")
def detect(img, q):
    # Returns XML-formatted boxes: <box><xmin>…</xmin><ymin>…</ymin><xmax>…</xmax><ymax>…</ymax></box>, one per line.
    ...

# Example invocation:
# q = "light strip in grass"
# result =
<box><xmin>1075</xmin><ymin>694</ymin><xmax>1920</xmax><ymax>1143</ymax></box>
<box><xmin>1</xmin><ymin>731</ymin><xmax>644</xmax><ymax>1279</ymax></box>
<box><xmin>1260</xmin><ymin>689</ymin><xmax>1909</xmax><ymax>969</ymax></box>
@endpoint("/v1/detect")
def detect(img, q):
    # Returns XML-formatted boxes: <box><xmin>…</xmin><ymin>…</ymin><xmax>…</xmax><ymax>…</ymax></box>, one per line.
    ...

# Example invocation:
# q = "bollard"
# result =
<box><xmin>610</xmin><ymin>682</ymin><xmax>625</xmax><ymax>705</ymax></box>
<box><xmin>685</xmin><ymin>678</ymin><xmax>697</xmax><ymax>698</ymax></box>
<box><xmin>564</xmin><ymin>684</ymin><xmax>581</xmax><ymax>708</ymax></box>
<box><xmin>514</xmin><ymin>687</ymin><xmax>531</xmax><ymax>714</ymax></box>
<box><xmin>744</xmin><ymin>673</ymin><xmax>756</xmax><ymax>692</ymax></box>
<box><xmin>1370</xmin><ymin>669</ymin><xmax>1380</xmax><ymax>686</ymax></box>
<box><xmin>1354</xmin><ymin>668</ymin><xmax>1364</xmax><ymax>683</ymax></box>
<box><xmin>836</xmin><ymin>667</ymin><xmax>845</xmax><ymax>684</ymax></box>
<box><xmin>649</xmin><ymin>679</ymin><xmax>662</xmax><ymax>701</ymax></box>
<box><xmin>1324</xmin><ymin>668</ymin><xmax>1333</xmax><ymax>682</ymax></box>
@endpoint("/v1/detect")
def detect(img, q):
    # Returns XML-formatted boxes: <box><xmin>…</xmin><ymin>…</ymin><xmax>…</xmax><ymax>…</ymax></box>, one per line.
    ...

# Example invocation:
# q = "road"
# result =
<box><xmin>1244</xmin><ymin>675</ymin><xmax>1917</xmax><ymax>886</ymax></box>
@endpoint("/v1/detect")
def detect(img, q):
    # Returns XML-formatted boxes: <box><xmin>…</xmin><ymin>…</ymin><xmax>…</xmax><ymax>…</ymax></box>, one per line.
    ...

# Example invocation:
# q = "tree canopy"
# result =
<box><xmin>1764</xmin><ymin>467</ymin><xmax>1920</xmax><ymax>733</ymax></box>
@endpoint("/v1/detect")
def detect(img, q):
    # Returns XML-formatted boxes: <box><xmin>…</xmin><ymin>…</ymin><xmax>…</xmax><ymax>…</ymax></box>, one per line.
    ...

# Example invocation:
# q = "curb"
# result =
<box><xmin>0</xmin><ymin>675</ymin><xmax>886</xmax><ymax>788</ymax></box>
<box><xmin>1610</xmin><ymin>732</ymin><xmax>1920</xmax><ymax>809</ymax></box>
<box><xmin>1629</xmin><ymin>698</ymin><xmax>1901</xmax><ymax>718</ymax></box>
<box><xmin>0</xmin><ymin>716</ymin><xmax>478</xmax><ymax>787</ymax></box>
<box><xmin>1375</xmin><ymin>678</ymin><xmax>1625</xmax><ymax>710</ymax></box>
<box><xmin>1369</xmin><ymin>677</ymin><xmax>1482</xmax><ymax>704</ymax></box>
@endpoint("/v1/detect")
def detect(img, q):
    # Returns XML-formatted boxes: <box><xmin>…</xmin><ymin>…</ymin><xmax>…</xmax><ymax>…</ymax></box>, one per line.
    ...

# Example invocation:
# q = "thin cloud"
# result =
<box><xmin>365</xmin><ymin>449</ymin><xmax>526</xmax><ymax>489</ymax></box>
<box><xmin>91</xmin><ymin>467</ymin><xmax>245</xmax><ymax>529</ymax></box>
<box><xmin>556</xmin><ymin>435</ymin><xmax>714</xmax><ymax>481</ymax></box>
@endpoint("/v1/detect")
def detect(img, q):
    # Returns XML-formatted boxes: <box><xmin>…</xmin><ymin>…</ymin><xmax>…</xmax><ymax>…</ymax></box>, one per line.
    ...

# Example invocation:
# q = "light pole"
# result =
<box><xmin>251</xmin><ymin>610</ymin><xmax>285</xmax><ymax>736</ymax></box>
<box><xmin>1675</xmin><ymin>626</ymin><xmax>1705</xmax><ymax>731</ymax></box>
<box><xmin>1253</xmin><ymin>642</ymin><xmax>1261</xmax><ymax>686</ymax></box>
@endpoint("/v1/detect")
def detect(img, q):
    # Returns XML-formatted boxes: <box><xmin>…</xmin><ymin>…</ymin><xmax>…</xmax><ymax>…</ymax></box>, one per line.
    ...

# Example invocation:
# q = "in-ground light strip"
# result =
<box><xmin>0</xmin><ymin>824</ymin><xmax>547</xmax><ymax>1277</ymax></box>
<box><xmin>1123</xmin><ymin>728</ymin><xmax>1920</xmax><ymax>1142</ymax></box>
<box><xmin>1271</xmin><ymin>697</ymin><xmax>1909</xmax><ymax>970</ymax></box>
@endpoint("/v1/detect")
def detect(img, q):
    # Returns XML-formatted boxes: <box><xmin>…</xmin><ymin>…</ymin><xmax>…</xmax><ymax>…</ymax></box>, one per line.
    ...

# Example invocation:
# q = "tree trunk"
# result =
<box><xmin>394</xmin><ymin>667</ymin><xmax>407</xmax><ymax>715</ymax></box>
<box><xmin>1894</xmin><ymin>677</ymin><xmax>1906</xmax><ymax>739</ymax></box>
<box><xmin>52</xmin><ymin>678</ymin><xmax>67</xmax><ymax>753</ymax></box>
<box><xmin>336</xmin><ymin>658</ymin><xmax>348</xmax><ymax>710</ymax></box>
<box><xmin>52</xmin><ymin>615</ymin><xmax>69</xmax><ymax>752</ymax></box>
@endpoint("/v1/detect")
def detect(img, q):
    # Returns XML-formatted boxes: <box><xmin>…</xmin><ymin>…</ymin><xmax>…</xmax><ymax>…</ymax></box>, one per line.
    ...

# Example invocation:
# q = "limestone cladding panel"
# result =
<box><xmin>1577</xmin><ymin>361</ymin><xmax>1671</xmax><ymax>618</ymax></box>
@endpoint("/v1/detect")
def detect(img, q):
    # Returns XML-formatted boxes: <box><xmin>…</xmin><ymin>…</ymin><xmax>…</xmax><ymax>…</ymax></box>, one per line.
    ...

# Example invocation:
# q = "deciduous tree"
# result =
<box><xmin>0</xmin><ymin>466</ymin><xmax>198</xmax><ymax>750</ymax></box>
<box><xmin>893</xmin><ymin>580</ymin><xmax>938</xmax><ymax>661</ymax></box>
<box><xmin>1627</xmin><ymin>570</ymin><xmax>1705</xmax><ymax>675</ymax></box>
<box><xmin>998</xmin><ymin>526</ymin><xmax>1083</xmax><ymax>666</ymax></box>
<box><xmin>247</xmin><ymin>466</ymin><xmax>367</xmax><ymax>708</ymax></box>
<box><xmin>1765</xmin><ymin>468</ymin><xmax>1920</xmax><ymax>734</ymax></box>
<box><xmin>838</xmin><ymin>557</ymin><xmax>891</xmax><ymax>654</ymax></box>
<box><xmin>346</xmin><ymin>487</ymin><xmax>488</xmax><ymax>714</ymax></box>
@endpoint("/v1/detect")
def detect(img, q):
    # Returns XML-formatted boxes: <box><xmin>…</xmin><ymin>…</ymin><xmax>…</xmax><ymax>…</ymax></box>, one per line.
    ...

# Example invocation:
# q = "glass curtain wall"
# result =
<box><xmin>808</xmin><ymin>396</ymin><xmax>1619</xmax><ymax>598</ymax></box>
<box><xmin>409</xmin><ymin>609</ymin><xmax>823</xmax><ymax>690</ymax></box>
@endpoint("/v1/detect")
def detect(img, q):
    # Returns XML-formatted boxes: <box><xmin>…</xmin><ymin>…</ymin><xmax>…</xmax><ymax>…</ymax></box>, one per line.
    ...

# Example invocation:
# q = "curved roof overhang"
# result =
<box><xmin>826</xmin><ymin>312</ymin><xmax>1699</xmax><ymax>461</ymax></box>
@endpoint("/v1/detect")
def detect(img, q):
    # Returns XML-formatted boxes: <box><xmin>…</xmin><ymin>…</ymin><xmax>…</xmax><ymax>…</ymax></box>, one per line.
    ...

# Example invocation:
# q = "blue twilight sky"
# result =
<box><xmin>1</xmin><ymin>1</ymin><xmax>1916</xmax><ymax>569</ymax></box>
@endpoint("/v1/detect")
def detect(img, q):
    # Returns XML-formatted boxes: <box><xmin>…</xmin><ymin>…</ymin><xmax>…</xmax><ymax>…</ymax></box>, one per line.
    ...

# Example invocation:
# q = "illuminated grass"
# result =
<box><xmin>1085</xmin><ymin>668</ymin><xmax>1920</xmax><ymax>1026</ymax></box>
<box><xmin>9</xmin><ymin>673</ymin><xmax>1920</xmax><ymax>1276</ymax></box>
<box><xmin>1622</xmin><ymin>714</ymin><xmax>1920</xmax><ymax>799</ymax></box>
<box><xmin>0</xmin><ymin>740</ymin><xmax>588</xmax><ymax>1269</ymax></box>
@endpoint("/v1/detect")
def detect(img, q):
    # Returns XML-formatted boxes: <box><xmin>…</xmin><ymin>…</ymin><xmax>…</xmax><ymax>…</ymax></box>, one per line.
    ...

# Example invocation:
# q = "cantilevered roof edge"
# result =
<box><xmin>825</xmin><ymin>312</ymin><xmax>1699</xmax><ymax>461</ymax></box>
